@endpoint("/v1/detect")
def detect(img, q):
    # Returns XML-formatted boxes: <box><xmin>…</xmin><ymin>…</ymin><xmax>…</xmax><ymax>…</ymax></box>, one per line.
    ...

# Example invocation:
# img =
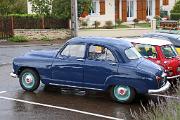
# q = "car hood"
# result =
<box><xmin>25</xmin><ymin>49</ymin><xmax>59</xmax><ymax>58</ymax></box>
<box><xmin>137</xmin><ymin>58</ymin><xmax>162</xmax><ymax>76</ymax></box>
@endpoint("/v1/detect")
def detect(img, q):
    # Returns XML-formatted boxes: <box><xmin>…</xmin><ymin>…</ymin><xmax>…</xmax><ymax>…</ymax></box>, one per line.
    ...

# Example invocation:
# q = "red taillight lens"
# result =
<box><xmin>156</xmin><ymin>76</ymin><xmax>162</xmax><ymax>81</ymax></box>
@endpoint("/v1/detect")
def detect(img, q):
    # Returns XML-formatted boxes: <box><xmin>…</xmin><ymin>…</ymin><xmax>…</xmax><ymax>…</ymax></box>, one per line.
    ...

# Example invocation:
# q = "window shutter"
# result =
<box><xmin>155</xmin><ymin>0</ymin><xmax>160</xmax><ymax>16</ymax></box>
<box><xmin>122</xmin><ymin>0</ymin><xmax>127</xmax><ymax>22</ymax></box>
<box><xmin>99</xmin><ymin>0</ymin><xmax>105</xmax><ymax>15</ymax></box>
<box><xmin>163</xmin><ymin>0</ymin><xmax>169</xmax><ymax>5</ymax></box>
<box><xmin>137</xmin><ymin>0</ymin><xmax>146</xmax><ymax>20</ymax></box>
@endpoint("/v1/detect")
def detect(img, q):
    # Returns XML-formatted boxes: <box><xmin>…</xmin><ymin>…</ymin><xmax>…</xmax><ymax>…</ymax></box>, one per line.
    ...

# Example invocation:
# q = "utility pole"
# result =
<box><xmin>71</xmin><ymin>0</ymin><xmax>78</xmax><ymax>37</ymax></box>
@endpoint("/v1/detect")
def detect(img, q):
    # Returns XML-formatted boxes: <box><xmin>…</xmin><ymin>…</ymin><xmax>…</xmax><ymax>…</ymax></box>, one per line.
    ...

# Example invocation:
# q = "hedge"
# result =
<box><xmin>170</xmin><ymin>13</ymin><xmax>180</xmax><ymax>20</ymax></box>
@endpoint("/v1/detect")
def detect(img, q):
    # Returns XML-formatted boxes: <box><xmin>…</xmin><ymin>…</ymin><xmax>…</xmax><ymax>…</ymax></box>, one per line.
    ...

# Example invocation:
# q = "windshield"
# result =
<box><xmin>161</xmin><ymin>45</ymin><xmax>178</xmax><ymax>58</ymax></box>
<box><xmin>125</xmin><ymin>47</ymin><xmax>142</xmax><ymax>60</ymax></box>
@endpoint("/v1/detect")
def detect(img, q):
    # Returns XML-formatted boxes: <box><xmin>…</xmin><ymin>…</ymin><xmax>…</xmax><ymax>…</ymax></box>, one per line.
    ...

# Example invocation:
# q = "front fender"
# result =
<box><xmin>104</xmin><ymin>75</ymin><xmax>149</xmax><ymax>94</ymax></box>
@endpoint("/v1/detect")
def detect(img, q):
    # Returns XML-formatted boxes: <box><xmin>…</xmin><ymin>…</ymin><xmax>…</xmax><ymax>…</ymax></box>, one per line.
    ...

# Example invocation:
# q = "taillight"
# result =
<box><xmin>156</xmin><ymin>76</ymin><xmax>162</xmax><ymax>81</ymax></box>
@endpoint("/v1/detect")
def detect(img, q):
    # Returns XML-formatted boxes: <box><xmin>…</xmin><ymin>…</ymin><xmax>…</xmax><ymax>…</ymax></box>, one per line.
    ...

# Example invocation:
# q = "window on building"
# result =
<box><xmin>127</xmin><ymin>0</ymin><xmax>134</xmax><ymax>17</ymax></box>
<box><xmin>146</xmin><ymin>0</ymin><xmax>153</xmax><ymax>16</ymax></box>
<box><xmin>91</xmin><ymin>0</ymin><xmax>98</xmax><ymax>14</ymax></box>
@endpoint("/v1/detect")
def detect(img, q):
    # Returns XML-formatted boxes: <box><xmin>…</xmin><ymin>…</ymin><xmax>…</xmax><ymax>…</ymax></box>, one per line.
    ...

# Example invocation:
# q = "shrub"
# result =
<box><xmin>104</xmin><ymin>21</ymin><xmax>113</xmax><ymax>29</ymax></box>
<box><xmin>81</xmin><ymin>21</ymin><xmax>88</xmax><ymax>27</ymax></box>
<box><xmin>41</xmin><ymin>36</ymin><xmax>50</xmax><ymax>41</ymax></box>
<box><xmin>116</xmin><ymin>19</ymin><xmax>123</xmax><ymax>27</ymax></box>
<box><xmin>133</xmin><ymin>18</ymin><xmax>139</xmax><ymax>24</ymax></box>
<box><xmin>9</xmin><ymin>35</ymin><xmax>28</xmax><ymax>42</ymax></box>
<box><xmin>154</xmin><ymin>15</ymin><xmax>162</xmax><ymax>21</ymax></box>
<box><xmin>170</xmin><ymin>13</ymin><xmax>180</xmax><ymax>20</ymax></box>
<box><xmin>146</xmin><ymin>18</ymin><xmax>151</xmax><ymax>23</ymax></box>
<box><xmin>94</xmin><ymin>21</ymin><xmax>101</xmax><ymax>28</ymax></box>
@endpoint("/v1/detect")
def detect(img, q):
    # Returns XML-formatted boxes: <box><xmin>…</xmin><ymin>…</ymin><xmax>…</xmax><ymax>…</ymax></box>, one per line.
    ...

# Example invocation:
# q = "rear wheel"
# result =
<box><xmin>110</xmin><ymin>85</ymin><xmax>135</xmax><ymax>103</ymax></box>
<box><xmin>19</xmin><ymin>69</ymin><xmax>40</xmax><ymax>92</ymax></box>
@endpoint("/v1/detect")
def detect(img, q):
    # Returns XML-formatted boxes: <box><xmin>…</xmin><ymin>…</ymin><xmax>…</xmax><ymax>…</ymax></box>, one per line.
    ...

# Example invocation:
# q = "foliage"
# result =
<box><xmin>29</xmin><ymin>0</ymin><xmax>53</xmax><ymax>16</ymax></box>
<box><xmin>133</xmin><ymin>18</ymin><xmax>139</xmax><ymax>23</ymax></box>
<box><xmin>93</xmin><ymin>21</ymin><xmax>101</xmax><ymax>28</ymax></box>
<box><xmin>170</xmin><ymin>13</ymin><xmax>180</xmax><ymax>20</ymax></box>
<box><xmin>170</xmin><ymin>1</ymin><xmax>180</xmax><ymax>20</ymax></box>
<box><xmin>116</xmin><ymin>19</ymin><xmax>123</xmax><ymax>27</ymax></box>
<box><xmin>52</xmin><ymin>0</ymin><xmax>92</xmax><ymax>19</ymax></box>
<box><xmin>171</xmin><ymin>0</ymin><xmax>180</xmax><ymax>13</ymax></box>
<box><xmin>9</xmin><ymin>35</ymin><xmax>28</xmax><ymax>42</ymax></box>
<box><xmin>41</xmin><ymin>36</ymin><xmax>50</xmax><ymax>41</ymax></box>
<box><xmin>0</xmin><ymin>0</ymin><xmax>27</xmax><ymax>15</ymax></box>
<box><xmin>81</xmin><ymin>21</ymin><xmax>88</xmax><ymax>27</ymax></box>
<box><xmin>104</xmin><ymin>21</ymin><xmax>113</xmax><ymax>29</ymax></box>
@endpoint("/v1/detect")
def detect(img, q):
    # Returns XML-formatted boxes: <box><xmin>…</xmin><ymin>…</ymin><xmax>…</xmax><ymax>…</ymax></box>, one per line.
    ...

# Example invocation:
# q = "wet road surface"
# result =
<box><xmin>0</xmin><ymin>45</ymin><xmax>179</xmax><ymax>120</ymax></box>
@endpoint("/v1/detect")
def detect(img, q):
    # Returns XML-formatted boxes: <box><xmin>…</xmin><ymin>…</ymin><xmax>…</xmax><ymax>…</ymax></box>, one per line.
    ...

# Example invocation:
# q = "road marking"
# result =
<box><xmin>150</xmin><ymin>94</ymin><xmax>180</xmax><ymax>100</ymax></box>
<box><xmin>0</xmin><ymin>96</ymin><xmax>123</xmax><ymax>120</ymax></box>
<box><xmin>0</xmin><ymin>91</ymin><xmax>7</xmax><ymax>94</ymax></box>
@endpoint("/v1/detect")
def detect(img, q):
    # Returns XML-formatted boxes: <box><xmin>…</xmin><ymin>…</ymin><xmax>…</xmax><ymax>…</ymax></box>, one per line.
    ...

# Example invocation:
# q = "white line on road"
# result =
<box><xmin>0</xmin><ymin>96</ymin><xmax>123</xmax><ymax>120</ymax></box>
<box><xmin>0</xmin><ymin>91</ymin><xmax>7</xmax><ymax>94</ymax></box>
<box><xmin>150</xmin><ymin>94</ymin><xmax>180</xmax><ymax>100</ymax></box>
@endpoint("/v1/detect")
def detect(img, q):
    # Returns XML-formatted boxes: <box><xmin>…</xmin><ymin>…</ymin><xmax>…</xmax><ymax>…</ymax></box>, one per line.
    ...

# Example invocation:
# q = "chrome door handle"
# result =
<box><xmin>77</xmin><ymin>58</ymin><xmax>84</xmax><ymax>62</ymax></box>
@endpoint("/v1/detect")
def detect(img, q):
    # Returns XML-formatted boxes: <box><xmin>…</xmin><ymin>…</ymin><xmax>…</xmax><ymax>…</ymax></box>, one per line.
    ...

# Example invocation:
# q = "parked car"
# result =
<box><xmin>124</xmin><ymin>37</ymin><xmax>180</xmax><ymax>81</ymax></box>
<box><xmin>143</xmin><ymin>32</ymin><xmax>180</xmax><ymax>54</ymax></box>
<box><xmin>11</xmin><ymin>37</ymin><xmax>170</xmax><ymax>103</ymax></box>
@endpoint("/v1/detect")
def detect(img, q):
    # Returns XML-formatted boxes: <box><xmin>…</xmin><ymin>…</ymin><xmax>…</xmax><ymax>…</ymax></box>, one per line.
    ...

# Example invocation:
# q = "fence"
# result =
<box><xmin>0</xmin><ymin>16</ymin><xmax>69</xmax><ymax>39</ymax></box>
<box><xmin>0</xmin><ymin>17</ymin><xmax>13</xmax><ymax>39</ymax></box>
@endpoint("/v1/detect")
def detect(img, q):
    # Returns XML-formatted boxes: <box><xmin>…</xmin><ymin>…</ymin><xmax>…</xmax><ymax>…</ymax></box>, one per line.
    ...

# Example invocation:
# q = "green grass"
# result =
<box><xmin>40</xmin><ymin>36</ymin><xmax>51</xmax><ymax>41</ymax></box>
<box><xmin>115</xmin><ymin>24</ymin><xmax>130</xmax><ymax>28</ymax></box>
<box><xmin>9</xmin><ymin>35</ymin><xmax>28</xmax><ymax>42</ymax></box>
<box><xmin>136</xmin><ymin>23</ymin><xmax>151</xmax><ymax>28</ymax></box>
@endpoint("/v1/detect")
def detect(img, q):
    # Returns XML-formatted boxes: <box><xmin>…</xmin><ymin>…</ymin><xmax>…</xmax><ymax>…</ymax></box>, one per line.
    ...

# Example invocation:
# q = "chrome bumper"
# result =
<box><xmin>167</xmin><ymin>75</ymin><xmax>180</xmax><ymax>79</ymax></box>
<box><xmin>10</xmin><ymin>73</ymin><xmax>17</xmax><ymax>78</ymax></box>
<box><xmin>148</xmin><ymin>81</ymin><xmax>171</xmax><ymax>94</ymax></box>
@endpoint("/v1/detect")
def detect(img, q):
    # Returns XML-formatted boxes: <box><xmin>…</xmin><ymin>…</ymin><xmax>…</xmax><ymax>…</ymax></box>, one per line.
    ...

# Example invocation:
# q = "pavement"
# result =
<box><xmin>78</xmin><ymin>28</ymin><xmax>153</xmax><ymax>38</ymax></box>
<box><xmin>0</xmin><ymin>44</ymin><xmax>179</xmax><ymax>120</ymax></box>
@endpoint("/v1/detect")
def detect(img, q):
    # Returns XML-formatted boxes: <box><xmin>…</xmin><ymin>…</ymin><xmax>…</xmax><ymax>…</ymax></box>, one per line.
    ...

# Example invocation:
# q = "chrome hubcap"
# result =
<box><xmin>25</xmin><ymin>75</ymin><xmax>33</xmax><ymax>84</ymax></box>
<box><xmin>117</xmin><ymin>87</ymin><xmax>127</xmax><ymax>96</ymax></box>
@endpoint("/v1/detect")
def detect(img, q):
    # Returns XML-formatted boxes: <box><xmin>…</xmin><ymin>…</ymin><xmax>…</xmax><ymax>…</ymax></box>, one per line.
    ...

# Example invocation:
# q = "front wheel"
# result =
<box><xmin>110</xmin><ymin>85</ymin><xmax>135</xmax><ymax>103</ymax></box>
<box><xmin>19</xmin><ymin>69</ymin><xmax>40</xmax><ymax>92</ymax></box>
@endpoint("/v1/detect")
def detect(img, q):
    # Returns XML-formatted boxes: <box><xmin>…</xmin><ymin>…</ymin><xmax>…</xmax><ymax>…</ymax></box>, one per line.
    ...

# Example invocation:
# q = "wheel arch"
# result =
<box><xmin>17</xmin><ymin>67</ymin><xmax>40</xmax><ymax>79</ymax></box>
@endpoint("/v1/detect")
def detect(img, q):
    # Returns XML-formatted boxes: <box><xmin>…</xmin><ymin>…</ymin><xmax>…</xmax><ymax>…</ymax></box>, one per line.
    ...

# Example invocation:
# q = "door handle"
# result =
<box><xmin>77</xmin><ymin>58</ymin><xmax>84</xmax><ymax>62</ymax></box>
<box><xmin>109</xmin><ymin>62</ymin><xmax>117</xmax><ymax>66</ymax></box>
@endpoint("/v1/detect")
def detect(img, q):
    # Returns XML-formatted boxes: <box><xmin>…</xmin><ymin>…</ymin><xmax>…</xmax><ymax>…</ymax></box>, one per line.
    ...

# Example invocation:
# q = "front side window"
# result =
<box><xmin>125</xmin><ymin>47</ymin><xmax>142</xmax><ymax>60</ymax></box>
<box><xmin>61</xmin><ymin>44</ymin><xmax>86</xmax><ymax>58</ymax></box>
<box><xmin>88</xmin><ymin>45</ymin><xmax>116</xmax><ymax>62</ymax></box>
<box><xmin>161</xmin><ymin>45</ymin><xmax>177</xmax><ymax>58</ymax></box>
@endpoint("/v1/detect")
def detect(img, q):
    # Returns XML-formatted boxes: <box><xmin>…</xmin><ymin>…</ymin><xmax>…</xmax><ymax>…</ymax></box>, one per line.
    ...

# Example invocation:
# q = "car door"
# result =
<box><xmin>51</xmin><ymin>43</ymin><xmax>86</xmax><ymax>87</ymax></box>
<box><xmin>84</xmin><ymin>44</ymin><xmax>119</xmax><ymax>90</ymax></box>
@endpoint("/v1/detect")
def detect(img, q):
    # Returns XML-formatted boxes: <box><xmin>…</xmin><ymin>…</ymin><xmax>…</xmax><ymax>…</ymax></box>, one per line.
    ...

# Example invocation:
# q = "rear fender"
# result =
<box><xmin>104</xmin><ymin>75</ymin><xmax>148</xmax><ymax>94</ymax></box>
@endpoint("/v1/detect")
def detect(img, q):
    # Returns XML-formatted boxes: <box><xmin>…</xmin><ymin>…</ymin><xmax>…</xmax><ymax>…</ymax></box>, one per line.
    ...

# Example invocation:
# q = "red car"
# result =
<box><xmin>124</xmin><ymin>38</ymin><xmax>180</xmax><ymax>81</ymax></box>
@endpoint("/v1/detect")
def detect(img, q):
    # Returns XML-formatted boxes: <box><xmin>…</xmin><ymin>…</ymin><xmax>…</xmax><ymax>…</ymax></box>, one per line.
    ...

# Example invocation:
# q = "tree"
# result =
<box><xmin>0</xmin><ymin>0</ymin><xmax>27</xmax><ymax>15</ymax></box>
<box><xmin>29</xmin><ymin>0</ymin><xmax>53</xmax><ymax>16</ymax></box>
<box><xmin>171</xmin><ymin>0</ymin><xmax>180</xmax><ymax>13</ymax></box>
<box><xmin>52</xmin><ymin>0</ymin><xmax>92</xmax><ymax>19</ymax></box>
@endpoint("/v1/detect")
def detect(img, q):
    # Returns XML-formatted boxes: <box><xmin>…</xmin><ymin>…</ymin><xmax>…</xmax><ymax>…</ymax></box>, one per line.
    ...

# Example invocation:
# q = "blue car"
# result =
<box><xmin>11</xmin><ymin>37</ymin><xmax>170</xmax><ymax>103</ymax></box>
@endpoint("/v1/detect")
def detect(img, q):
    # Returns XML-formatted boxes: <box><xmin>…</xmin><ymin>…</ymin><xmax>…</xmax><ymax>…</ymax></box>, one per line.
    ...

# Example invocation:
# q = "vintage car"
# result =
<box><xmin>11</xmin><ymin>37</ymin><xmax>170</xmax><ymax>103</ymax></box>
<box><xmin>124</xmin><ymin>37</ymin><xmax>180</xmax><ymax>81</ymax></box>
<box><xmin>143</xmin><ymin>32</ymin><xmax>180</xmax><ymax>54</ymax></box>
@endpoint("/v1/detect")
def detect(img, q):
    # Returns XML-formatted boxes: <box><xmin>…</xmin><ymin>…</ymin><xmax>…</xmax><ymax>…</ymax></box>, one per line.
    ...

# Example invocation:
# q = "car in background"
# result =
<box><xmin>124</xmin><ymin>38</ymin><xmax>180</xmax><ymax>81</ymax></box>
<box><xmin>143</xmin><ymin>32</ymin><xmax>180</xmax><ymax>54</ymax></box>
<box><xmin>10</xmin><ymin>37</ymin><xmax>170</xmax><ymax>103</ymax></box>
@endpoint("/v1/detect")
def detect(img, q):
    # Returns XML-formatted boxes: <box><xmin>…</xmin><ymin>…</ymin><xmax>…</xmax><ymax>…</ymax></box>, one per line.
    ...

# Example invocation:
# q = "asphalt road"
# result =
<box><xmin>0</xmin><ymin>45</ymin><xmax>179</xmax><ymax>120</ymax></box>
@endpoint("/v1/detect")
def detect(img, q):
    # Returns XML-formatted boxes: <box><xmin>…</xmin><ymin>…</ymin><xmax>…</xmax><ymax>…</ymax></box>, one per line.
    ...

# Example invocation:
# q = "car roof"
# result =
<box><xmin>68</xmin><ymin>37</ymin><xmax>133</xmax><ymax>49</ymax></box>
<box><xmin>144</xmin><ymin>32</ymin><xmax>180</xmax><ymax>39</ymax></box>
<box><xmin>123</xmin><ymin>37</ymin><xmax>172</xmax><ymax>46</ymax></box>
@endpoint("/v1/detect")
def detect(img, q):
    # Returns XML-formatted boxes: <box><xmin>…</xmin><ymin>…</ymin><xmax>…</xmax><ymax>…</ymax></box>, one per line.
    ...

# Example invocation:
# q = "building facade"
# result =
<box><xmin>82</xmin><ymin>0</ymin><xmax>177</xmax><ymax>27</ymax></box>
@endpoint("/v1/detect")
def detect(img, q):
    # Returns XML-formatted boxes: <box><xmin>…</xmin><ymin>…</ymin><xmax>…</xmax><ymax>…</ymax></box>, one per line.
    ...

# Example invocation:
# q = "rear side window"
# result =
<box><xmin>61</xmin><ymin>44</ymin><xmax>86</xmax><ymax>58</ymax></box>
<box><xmin>125</xmin><ymin>47</ymin><xmax>142</xmax><ymax>60</ymax></box>
<box><xmin>135</xmin><ymin>44</ymin><xmax>157</xmax><ymax>58</ymax></box>
<box><xmin>88</xmin><ymin>45</ymin><xmax>116</xmax><ymax>62</ymax></box>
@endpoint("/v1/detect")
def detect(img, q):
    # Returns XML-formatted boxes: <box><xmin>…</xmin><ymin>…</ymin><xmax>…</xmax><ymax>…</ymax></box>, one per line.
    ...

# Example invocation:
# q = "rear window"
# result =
<box><xmin>125</xmin><ymin>47</ymin><xmax>142</xmax><ymax>60</ymax></box>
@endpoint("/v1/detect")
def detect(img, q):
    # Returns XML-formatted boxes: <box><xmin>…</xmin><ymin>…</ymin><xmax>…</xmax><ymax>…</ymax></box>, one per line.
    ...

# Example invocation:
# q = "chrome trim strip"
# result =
<box><xmin>167</xmin><ymin>75</ymin><xmax>180</xmax><ymax>79</ymax></box>
<box><xmin>148</xmin><ymin>81</ymin><xmax>171</xmax><ymax>94</ymax></box>
<box><xmin>49</xmin><ymin>83</ymin><xmax>103</xmax><ymax>91</ymax></box>
<box><xmin>10</xmin><ymin>73</ymin><xmax>17</xmax><ymax>78</ymax></box>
